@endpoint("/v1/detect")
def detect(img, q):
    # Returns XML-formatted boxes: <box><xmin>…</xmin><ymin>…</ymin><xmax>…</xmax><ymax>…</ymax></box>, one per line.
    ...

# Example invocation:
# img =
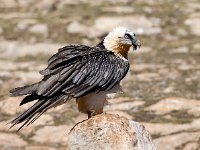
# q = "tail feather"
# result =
<box><xmin>17</xmin><ymin>100</ymin><xmax>52</xmax><ymax>131</ymax></box>
<box><xmin>10</xmin><ymin>83</ymin><xmax>39</xmax><ymax>97</ymax></box>
<box><xmin>10</xmin><ymin>100</ymin><xmax>46</xmax><ymax>131</ymax></box>
<box><xmin>11</xmin><ymin>100</ymin><xmax>46</xmax><ymax>125</ymax></box>
<box><xmin>20</xmin><ymin>93</ymin><xmax>42</xmax><ymax>106</ymax></box>
<box><xmin>10</xmin><ymin>94</ymin><xmax>68</xmax><ymax>131</ymax></box>
<box><xmin>24</xmin><ymin>95</ymin><xmax>68</xmax><ymax>127</ymax></box>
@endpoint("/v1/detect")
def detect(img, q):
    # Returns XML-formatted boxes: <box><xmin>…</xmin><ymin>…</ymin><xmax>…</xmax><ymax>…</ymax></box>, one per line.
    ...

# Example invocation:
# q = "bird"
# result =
<box><xmin>9</xmin><ymin>26</ymin><xmax>141</xmax><ymax>131</ymax></box>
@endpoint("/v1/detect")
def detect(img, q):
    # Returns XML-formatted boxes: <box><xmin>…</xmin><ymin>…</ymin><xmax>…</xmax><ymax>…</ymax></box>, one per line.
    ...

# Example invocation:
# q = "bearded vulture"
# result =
<box><xmin>9</xmin><ymin>27</ymin><xmax>141</xmax><ymax>130</ymax></box>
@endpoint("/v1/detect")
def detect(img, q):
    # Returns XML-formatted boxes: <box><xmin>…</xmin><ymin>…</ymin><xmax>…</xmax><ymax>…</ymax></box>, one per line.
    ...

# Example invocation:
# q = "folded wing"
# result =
<box><xmin>37</xmin><ymin>45</ymin><xmax>129</xmax><ymax>98</ymax></box>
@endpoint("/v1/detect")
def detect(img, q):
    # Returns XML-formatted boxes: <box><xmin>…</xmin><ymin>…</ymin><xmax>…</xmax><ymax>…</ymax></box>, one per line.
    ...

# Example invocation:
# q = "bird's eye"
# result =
<box><xmin>124</xmin><ymin>34</ymin><xmax>129</xmax><ymax>39</ymax></box>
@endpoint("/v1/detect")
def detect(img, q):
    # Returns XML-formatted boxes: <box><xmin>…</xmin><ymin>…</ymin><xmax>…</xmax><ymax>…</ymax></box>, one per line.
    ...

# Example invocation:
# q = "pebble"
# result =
<box><xmin>29</xmin><ymin>24</ymin><xmax>48</xmax><ymax>35</ymax></box>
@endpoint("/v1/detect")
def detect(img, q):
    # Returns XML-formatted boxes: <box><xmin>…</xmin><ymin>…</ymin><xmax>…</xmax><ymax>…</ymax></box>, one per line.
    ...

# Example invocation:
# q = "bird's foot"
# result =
<box><xmin>102</xmin><ymin>112</ymin><xmax>107</xmax><ymax>115</ymax></box>
<box><xmin>87</xmin><ymin>110</ymin><xmax>104</xmax><ymax>119</ymax></box>
<box><xmin>87</xmin><ymin>110</ymin><xmax>96</xmax><ymax>119</ymax></box>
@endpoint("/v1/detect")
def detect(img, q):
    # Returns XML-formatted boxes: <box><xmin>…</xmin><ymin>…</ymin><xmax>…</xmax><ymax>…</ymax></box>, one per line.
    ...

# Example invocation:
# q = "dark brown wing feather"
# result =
<box><xmin>36</xmin><ymin>46</ymin><xmax>129</xmax><ymax>98</ymax></box>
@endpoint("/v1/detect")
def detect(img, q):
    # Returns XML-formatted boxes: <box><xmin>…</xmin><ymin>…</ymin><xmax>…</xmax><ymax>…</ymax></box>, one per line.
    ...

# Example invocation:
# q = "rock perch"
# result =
<box><xmin>67</xmin><ymin>114</ymin><xmax>157</xmax><ymax>150</ymax></box>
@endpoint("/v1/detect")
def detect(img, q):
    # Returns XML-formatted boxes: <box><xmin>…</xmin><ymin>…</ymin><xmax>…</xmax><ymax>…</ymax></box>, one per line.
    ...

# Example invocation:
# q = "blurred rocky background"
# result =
<box><xmin>0</xmin><ymin>0</ymin><xmax>200</xmax><ymax>150</ymax></box>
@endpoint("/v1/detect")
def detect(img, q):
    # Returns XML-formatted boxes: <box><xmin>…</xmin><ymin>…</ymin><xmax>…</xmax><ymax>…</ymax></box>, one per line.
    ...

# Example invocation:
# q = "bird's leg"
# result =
<box><xmin>87</xmin><ymin>109</ymin><xmax>104</xmax><ymax>119</ymax></box>
<box><xmin>102</xmin><ymin>111</ymin><xmax>106</xmax><ymax>115</ymax></box>
<box><xmin>87</xmin><ymin>110</ymin><xmax>96</xmax><ymax>119</ymax></box>
<box><xmin>88</xmin><ymin>112</ymin><xmax>91</xmax><ymax>119</ymax></box>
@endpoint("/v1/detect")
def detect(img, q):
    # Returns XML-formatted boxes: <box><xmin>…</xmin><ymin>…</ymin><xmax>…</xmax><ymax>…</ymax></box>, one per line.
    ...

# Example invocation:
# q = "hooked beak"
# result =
<box><xmin>132</xmin><ymin>39</ymin><xmax>141</xmax><ymax>50</ymax></box>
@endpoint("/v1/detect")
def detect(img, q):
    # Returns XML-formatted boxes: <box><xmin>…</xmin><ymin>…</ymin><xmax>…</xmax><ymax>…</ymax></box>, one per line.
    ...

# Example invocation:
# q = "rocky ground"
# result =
<box><xmin>0</xmin><ymin>0</ymin><xmax>200</xmax><ymax>150</ymax></box>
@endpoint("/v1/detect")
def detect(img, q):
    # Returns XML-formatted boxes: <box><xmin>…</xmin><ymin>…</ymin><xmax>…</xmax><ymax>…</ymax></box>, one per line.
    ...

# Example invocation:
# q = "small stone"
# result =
<box><xmin>178</xmin><ymin>64</ymin><xmax>193</xmax><ymax>71</ymax></box>
<box><xmin>177</xmin><ymin>28</ymin><xmax>188</xmax><ymax>36</ymax></box>
<box><xmin>185</xmin><ymin>17</ymin><xmax>200</xmax><ymax>36</ymax></box>
<box><xmin>163</xmin><ymin>86</ymin><xmax>174</xmax><ymax>93</ymax></box>
<box><xmin>29</xmin><ymin>24</ymin><xmax>48</xmax><ymax>35</ymax></box>
<box><xmin>102</xmin><ymin>6</ymin><xmax>134</xmax><ymax>13</ymax></box>
<box><xmin>0</xmin><ymin>70</ymin><xmax>12</xmax><ymax>79</ymax></box>
<box><xmin>0</xmin><ymin>132</ymin><xmax>27</xmax><ymax>147</ymax></box>
<box><xmin>16</xmin><ymin>19</ymin><xmax>37</xmax><ymax>31</ymax></box>
<box><xmin>143</xmin><ymin>6</ymin><xmax>153</xmax><ymax>14</ymax></box>
<box><xmin>193</xmin><ymin>43</ymin><xmax>200</xmax><ymax>49</ymax></box>
<box><xmin>66</xmin><ymin>21</ymin><xmax>88</xmax><ymax>34</ymax></box>
<box><xmin>35</xmin><ymin>0</ymin><xmax>57</xmax><ymax>13</ymax></box>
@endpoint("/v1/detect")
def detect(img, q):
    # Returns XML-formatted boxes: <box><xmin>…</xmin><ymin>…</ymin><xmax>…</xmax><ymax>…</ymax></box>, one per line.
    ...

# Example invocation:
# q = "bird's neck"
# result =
<box><xmin>103</xmin><ymin>37</ymin><xmax>130</xmax><ymax>58</ymax></box>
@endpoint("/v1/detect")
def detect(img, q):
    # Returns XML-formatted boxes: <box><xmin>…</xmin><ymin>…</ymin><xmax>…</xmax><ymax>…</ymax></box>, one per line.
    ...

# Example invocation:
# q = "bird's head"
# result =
<box><xmin>103</xmin><ymin>27</ymin><xmax>141</xmax><ymax>57</ymax></box>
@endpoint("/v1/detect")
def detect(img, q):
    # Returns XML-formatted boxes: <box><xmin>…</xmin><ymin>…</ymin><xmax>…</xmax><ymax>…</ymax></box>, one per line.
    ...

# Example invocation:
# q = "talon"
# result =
<box><xmin>88</xmin><ymin>110</ymin><xmax>96</xmax><ymax>119</ymax></box>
